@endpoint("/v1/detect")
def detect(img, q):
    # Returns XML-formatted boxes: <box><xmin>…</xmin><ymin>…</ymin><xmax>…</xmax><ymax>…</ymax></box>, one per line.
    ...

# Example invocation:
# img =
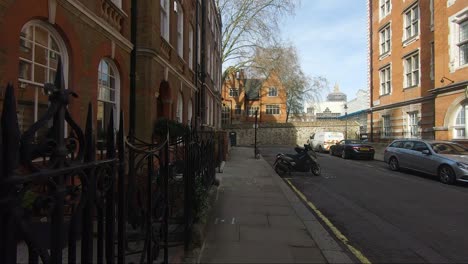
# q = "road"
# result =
<box><xmin>260</xmin><ymin>146</ymin><xmax>468</xmax><ymax>264</ymax></box>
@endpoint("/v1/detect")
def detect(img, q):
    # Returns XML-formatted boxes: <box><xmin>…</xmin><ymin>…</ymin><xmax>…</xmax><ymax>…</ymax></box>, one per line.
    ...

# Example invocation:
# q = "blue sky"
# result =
<box><xmin>279</xmin><ymin>0</ymin><xmax>368</xmax><ymax>104</ymax></box>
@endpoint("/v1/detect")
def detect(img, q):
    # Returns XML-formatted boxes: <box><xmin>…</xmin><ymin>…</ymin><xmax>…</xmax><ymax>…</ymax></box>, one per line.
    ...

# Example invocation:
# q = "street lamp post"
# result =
<box><xmin>344</xmin><ymin>104</ymin><xmax>348</xmax><ymax>140</ymax></box>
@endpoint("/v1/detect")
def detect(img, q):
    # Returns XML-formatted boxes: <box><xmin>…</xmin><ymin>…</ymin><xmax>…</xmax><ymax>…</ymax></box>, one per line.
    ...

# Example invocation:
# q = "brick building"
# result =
<box><xmin>0</xmin><ymin>0</ymin><xmax>132</xmax><ymax>141</ymax></box>
<box><xmin>368</xmin><ymin>0</ymin><xmax>468</xmax><ymax>144</ymax></box>
<box><xmin>221</xmin><ymin>71</ymin><xmax>287</xmax><ymax>125</ymax></box>
<box><xmin>0</xmin><ymin>0</ymin><xmax>222</xmax><ymax>142</ymax></box>
<box><xmin>432</xmin><ymin>0</ymin><xmax>468</xmax><ymax>142</ymax></box>
<box><xmin>135</xmin><ymin>0</ymin><xmax>222</xmax><ymax>140</ymax></box>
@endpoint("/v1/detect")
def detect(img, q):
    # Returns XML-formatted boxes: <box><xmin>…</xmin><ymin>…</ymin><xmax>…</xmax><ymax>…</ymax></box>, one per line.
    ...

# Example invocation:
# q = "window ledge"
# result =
<box><xmin>455</xmin><ymin>63</ymin><xmax>468</xmax><ymax>71</ymax></box>
<box><xmin>379</xmin><ymin>93</ymin><xmax>391</xmax><ymax>97</ymax></box>
<box><xmin>402</xmin><ymin>35</ymin><xmax>419</xmax><ymax>47</ymax></box>
<box><xmin>379</xmin><ymin>52</ymin><xmax>391</xmax><ymax>60</ymax></box>
<box><xmin>403</xmin><ymin>85</ymin><xmax>420</xmax><ymax>90</ymax></box>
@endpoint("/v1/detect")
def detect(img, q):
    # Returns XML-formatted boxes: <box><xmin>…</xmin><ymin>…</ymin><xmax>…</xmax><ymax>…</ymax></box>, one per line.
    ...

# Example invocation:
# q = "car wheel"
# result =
<box><xmin>318</xmin><ymin>145</ymin><xmax>323</xmax><ymax>153</ymax></box>
<box><xmin>388</xmin><ymin>157</ymin><xmax>399</xmax><ymax>171</ymax></box>
<box><xmin>439</xmin><ymin>165</ymin><xmax>456</xmax><ymax>184</ymax></box>
<box><xmin>341</xmin><ymin>150</ymin><xmax>349</xmax><ymax>159</ymax></box>
<box><xmin>311</xmin><ymin>163</ymin><xmax>321</xmax><ymax>176</ymax></box>
<box><xmin>275</xmin><ymin>162</ymin><xmax>289</xmax><ymax>176</ymax></box>
<box><xmin>329</xmin><ymin>148</ymin><xmax>334</xmax><ymax>156</ymax></box>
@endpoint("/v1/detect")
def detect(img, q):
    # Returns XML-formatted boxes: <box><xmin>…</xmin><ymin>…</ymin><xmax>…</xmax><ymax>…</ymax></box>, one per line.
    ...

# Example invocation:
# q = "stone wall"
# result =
<box><xmin>224</xmin><ymin>120</ymin><xmax>361</xmax><ymax>146</ymax></box>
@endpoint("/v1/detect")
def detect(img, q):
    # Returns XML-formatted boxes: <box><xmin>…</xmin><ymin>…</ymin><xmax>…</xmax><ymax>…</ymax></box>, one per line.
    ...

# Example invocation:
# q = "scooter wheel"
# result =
<box><xmin>275</xmin><ymin>163</ymin><xmax>288</xmax><ymax>177</ymax></box>
<box><xmin>311</xmin><ymin>164</ymin><xmax>321</xmax><ymax>176</ymax></box>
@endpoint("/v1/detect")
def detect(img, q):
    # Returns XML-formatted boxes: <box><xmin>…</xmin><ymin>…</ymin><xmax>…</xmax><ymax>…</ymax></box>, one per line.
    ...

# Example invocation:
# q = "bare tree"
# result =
<box><xmin>250</xmin><ymin>44</ymin><xmax>329</xmax><ymax>122</ymax></box>
<box><xmin>216</xmin><ymin>0</ymin><xmax>297</xmax><ymax>79</ymax></box>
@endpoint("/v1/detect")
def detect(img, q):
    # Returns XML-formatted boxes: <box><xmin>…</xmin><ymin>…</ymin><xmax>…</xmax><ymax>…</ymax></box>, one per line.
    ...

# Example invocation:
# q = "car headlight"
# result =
<box><xmin>456</xmin><ymin>162</ymin><xmax>468</xmax><ymax>169</ymax></box>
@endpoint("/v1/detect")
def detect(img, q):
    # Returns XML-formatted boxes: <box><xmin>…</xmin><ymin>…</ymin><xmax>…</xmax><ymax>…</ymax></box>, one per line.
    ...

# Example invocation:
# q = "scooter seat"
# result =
<box><xmin>282</xmin><ymin>155</ymin><xmax>295</xmax><ymax>162</ymax></box>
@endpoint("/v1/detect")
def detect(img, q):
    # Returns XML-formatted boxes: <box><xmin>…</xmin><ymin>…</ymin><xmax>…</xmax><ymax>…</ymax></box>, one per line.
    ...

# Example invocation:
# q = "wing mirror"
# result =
<box><xmin>422</xmin><ymin>150</ymin><xmax>431</xmax><ymax>155</ymax></box>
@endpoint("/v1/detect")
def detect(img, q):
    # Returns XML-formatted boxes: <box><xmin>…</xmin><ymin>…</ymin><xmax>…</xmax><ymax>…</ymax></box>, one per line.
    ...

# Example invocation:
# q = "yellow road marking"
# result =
<box><xmin>285</xmin><ymin>179</ymin><xmax>372</xmax><ymax>264</ymax></box>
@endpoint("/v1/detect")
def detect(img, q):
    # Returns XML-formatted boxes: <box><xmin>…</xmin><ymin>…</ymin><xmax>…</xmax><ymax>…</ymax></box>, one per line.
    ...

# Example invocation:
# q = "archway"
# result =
<box><xmin>157</xmin><ymin>80</ymin><xmax>172</xmax><ymax>119</ymax></box>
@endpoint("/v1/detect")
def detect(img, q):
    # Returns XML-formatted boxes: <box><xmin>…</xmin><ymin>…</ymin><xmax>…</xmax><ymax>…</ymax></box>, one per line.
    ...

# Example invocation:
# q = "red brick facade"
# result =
<box><xmin>0</xmin><ymin>0</ymin><xmax>223</xmax><ymax>141</ymax></box>
<box><xmin>0</xmin><ymin>0</ymin><xmax>132</xmax><ymax>135</ymax></box>
<box><xmin>221</xmin><ymin>71</ymin><xmax>287</xmax><ymax>125</ymax></box>
<box><xmin>368</xmin><ymin>0</ymin><xmax>468</xmax><ymax>143</ymax></box>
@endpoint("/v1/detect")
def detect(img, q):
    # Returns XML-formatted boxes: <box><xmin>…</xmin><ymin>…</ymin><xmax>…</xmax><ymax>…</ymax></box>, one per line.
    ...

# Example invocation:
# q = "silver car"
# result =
<box><xmin>383</xmin><ymin>139</ymin><xmax>468</xmax><ymax>184</ymax></box>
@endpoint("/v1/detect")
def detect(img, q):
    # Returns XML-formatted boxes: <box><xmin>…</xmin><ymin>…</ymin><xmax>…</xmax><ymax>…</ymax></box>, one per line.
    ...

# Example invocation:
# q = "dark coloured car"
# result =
<box><xmin>384</xmin><ymin>139</ymin><xmax>468</xmax><ymax>184</ymax></box>
<box><xmin>329</xmin><ymin>139</ymin><xmax>375</xmax><ymax>160</ymax></box>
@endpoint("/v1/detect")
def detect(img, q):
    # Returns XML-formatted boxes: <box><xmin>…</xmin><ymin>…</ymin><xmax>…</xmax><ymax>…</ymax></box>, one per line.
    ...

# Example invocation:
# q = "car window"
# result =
<box><xmin>432</xmin><ymin>143</ymin><xmax>468</xmax><ymax>155</ymax></box>
<box><xmin>402</xmin><ymin>141</ymin><xmax>414</xmax><ymax>149</ymax></box>
<box><xmin>412</xmin><ymin>142</ymin><xmax>429</xmax><ymax>152</ymax></box>
<box><xmin>389</xmin><ymin>141</ymin><xmax>403</xmax><ymax>148</ymax></box>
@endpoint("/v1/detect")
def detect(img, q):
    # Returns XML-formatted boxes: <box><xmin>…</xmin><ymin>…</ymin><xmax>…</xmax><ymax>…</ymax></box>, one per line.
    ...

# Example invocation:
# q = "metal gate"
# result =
<box><xmin>0</xmin><ymin>61</ymin><xmax>219</xmax><ymax>263</ymax></box>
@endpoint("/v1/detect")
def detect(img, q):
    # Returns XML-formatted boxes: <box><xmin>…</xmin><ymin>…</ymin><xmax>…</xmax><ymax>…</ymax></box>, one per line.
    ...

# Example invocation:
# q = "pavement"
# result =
<box><xmin>198</xmin><ymin>147</ymin><xmax>354</xmax><ymax>263</ymax></box>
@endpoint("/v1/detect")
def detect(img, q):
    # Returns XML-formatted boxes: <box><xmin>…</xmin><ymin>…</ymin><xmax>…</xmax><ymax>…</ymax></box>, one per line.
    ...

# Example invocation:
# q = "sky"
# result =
<box><xmin>279</xmin><ymin>0</ymin><xmax>368</xmax><ymax>106</ymax></box>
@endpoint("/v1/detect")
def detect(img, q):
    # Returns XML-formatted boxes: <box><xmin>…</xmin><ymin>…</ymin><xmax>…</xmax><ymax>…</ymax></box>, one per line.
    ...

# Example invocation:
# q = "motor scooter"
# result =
<box><xmin>273</xmin><ymin>144</ymin><xmax>321</xmax><ymax>176</ymax></box>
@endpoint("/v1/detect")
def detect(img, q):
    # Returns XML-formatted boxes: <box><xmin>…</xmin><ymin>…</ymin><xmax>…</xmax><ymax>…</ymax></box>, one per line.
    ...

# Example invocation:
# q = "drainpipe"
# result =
<box><xmin>368</xmin><ymin>0</ymin><xmax>374</xmax><ymax>142</ymax></box>
<box><xmin>200</xmin><ymin>0</ymin><xmax>207</xmax><ymax>129</ymax></box>
<box><xmin>130</xmin><ymin>0</ymin><xmax>137</xmax><ymax>138</ymax></box>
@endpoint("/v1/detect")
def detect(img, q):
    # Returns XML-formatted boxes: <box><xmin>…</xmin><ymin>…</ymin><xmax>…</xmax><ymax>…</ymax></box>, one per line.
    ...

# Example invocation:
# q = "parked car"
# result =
<box><xmin>383</xmin><ymin>139</ymin><xmax>468</xmax><ymax>184</ymax></box>
<box><xmin>308</xmin><ymin>131</ymin><xmax>344</xmax><ymax>152</ymax></box>
<box><xmin>329</xmin><ymin>139</ymin><xmax>375</xmax><ymax>160</ymax></box>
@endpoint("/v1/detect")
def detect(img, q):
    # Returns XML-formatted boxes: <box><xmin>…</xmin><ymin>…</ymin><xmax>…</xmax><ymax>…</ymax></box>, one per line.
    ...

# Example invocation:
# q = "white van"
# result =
<box><xmin>308</xmin><ymin>132</ymin><xmax>344</xmax><ymax>152</ymax></box>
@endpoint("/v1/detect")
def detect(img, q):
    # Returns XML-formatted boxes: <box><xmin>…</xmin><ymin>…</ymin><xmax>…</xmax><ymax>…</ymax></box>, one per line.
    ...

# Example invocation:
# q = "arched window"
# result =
<box><xmin>176</xmin><ymin>92</ymin><xmax>183</xmax><ymax>123</ymax></box>
<box><xmin>187</xmin><ymin>99</ymin><xmax>193</xmax><ymax>126</ymax></box>
<box><xmin>97</xmin><ymin>59</ymin><xmax>120</xmax><ymax>143</ymax></box>
<box><xmin>18</xmin><ymin>20</ymin><xmax>68</xmax><ymax>136</ymax></box>
<box><xmin>454</xmin><ymin>104</ymin><xmax>467</xmax><ymax>139</ymax></box>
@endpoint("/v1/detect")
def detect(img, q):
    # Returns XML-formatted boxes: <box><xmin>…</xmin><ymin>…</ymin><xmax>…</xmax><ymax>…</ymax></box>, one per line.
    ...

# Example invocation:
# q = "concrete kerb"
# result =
<box><xmin>257</xmin><ymin>155</ymin><xmax>354</xmax><ymax>264</ymax></box>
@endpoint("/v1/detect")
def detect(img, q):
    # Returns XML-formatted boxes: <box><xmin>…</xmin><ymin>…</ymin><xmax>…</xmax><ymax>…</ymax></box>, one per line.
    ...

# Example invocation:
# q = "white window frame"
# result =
<box><xmin>176</xmin><ymin>92</ymin><xmax>183</xmax><ymax>123</ymax></box>
<box><xmin>175</xmin><ymin>0</ymin><xmax>184</xmax><ymax>57</ymax></box>
<box><xmin>18</xmin><ymin>20</ymin><xmax>69</xmax><ymax>134</ymax></box>
<box><xmin>430</xmin><ymin>0</ymin><xmax>434</xmax><ymax>30</ymax></box>
<box><xmin>187</xmin><ymin>99</ymin><xmax>193</xmax><ymax>126</ymax></box>
<box><xmin>454</xmin><ymin>104</ymin><xmax>467</xmax><ymax>139</ymax></box>
<box><xmin>379</xmin><ymin>65</ymin><xmax>391</xmax><ymax>95</ymax></box>
<box><xmin>403</xmin><ymin>51</ymin><xmax>420</xmax><ymax>88</ymax></box>
<box><xmin>229</xmin><ymin>88</ymin><xmax>239</xmax><ymax>97</ymax></box>
<box><xmin>207</xmin><ymin>43</ymin><xmax>211</xmax><ymax>77</ymax></box>
<box><xmin>266</xmin><ymin>105</ymin><xmax>280</xmax><ymax>115</ymax></box>
<box><xmin>247</xmin><ymin>106</ymin><xmax>260</xmax><ymax>117</ymax></box>
<box><xmin>430</xmin><ymin>42</ymin><xmax>435</xmax><ymax>80</ymax></box>
<box><xmin>379</xmin><ymin>24</ymin><xmax>391</xmax><ymax>55</ymax></box>
<box><xmin>403</xmin><ymin>4</ymin><xmax>419</xmax><ymax>42</ymax></box>
<box><xmin>407</xmin><ymin>112</ymin><xmax>419</xmax><ymax>138</ymax></box>
<box><xmin>97</xmin><ymin>58</ymin><xmax>121</xmax><ymax>136</ymax></box>
<box><xmin>160</xmin><ymin>0</ymin><xmax>170</xmax><ymax>41</ymax></box>
<box><xmin>268</xmin><ymin>87</ymin><xmax>278</xmax><ymax>97</ymax></box>
<box><xmin>188</xmin><ymin>26</ymin><xmax>193</xmax><ymax>69</ymax></box>
<box><xmin>382</xmin><ymin>115</ymin><xmax>392</xmax><ymax>138</ymax></box>
<box><xmin>458</xmin><ymin>20</ymin><xmax>468</xmax><ymax>66</ymax></box>
<box><xmin>379</xmin><ymin>0</ymin><xmax>391</xmax><ymax>20</ymax></box>
<box><xmin>234</xmin><ymin>104</ymin><xmax>242</xmax><ymax>115</ymax></box>
<box><xmin>449</xmin><ymin>8</ymin><xmax>468</xmax><ymax>72</ymax></box>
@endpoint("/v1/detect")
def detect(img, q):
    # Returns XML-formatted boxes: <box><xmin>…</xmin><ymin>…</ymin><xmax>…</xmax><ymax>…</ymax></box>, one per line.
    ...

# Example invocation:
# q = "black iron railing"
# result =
<box><xmin>0</xmin><ymin>61</ymin><xmax>221</xmax><ymax>263</ymax></box>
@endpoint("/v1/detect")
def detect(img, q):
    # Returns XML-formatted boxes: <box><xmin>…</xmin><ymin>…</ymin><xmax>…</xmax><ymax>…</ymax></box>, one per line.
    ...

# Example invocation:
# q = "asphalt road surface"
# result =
<box><xmin>260</xmin><ymin>145</ymin><xmax>468</xmax><ymax>264</ymax></box>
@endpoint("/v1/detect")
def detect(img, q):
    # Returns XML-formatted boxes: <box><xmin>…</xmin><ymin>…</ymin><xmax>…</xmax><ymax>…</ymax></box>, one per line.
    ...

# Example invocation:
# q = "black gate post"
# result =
<box><xmin>49</xmin><ymin>62</ymin><xmax>68</xmax><ymax>264</ymax></box>
<box><xmin>117</xmin><ymin>111</ymin><xmax>126</xmax><ymax>264</ymax></box>
<box><xmin>82</xmin><ymin>103</ymin><xmax>96</xmax><ymax>263</ymax></box>
<box><xmin>0</xmin><ymin>84</ymin><xmax>21</xmax><ymax>264</ymax></box>
<box><xmin>105</xmin><ymin>110</ymin><xmax>116</xmax><ymax>263</ymax></box>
